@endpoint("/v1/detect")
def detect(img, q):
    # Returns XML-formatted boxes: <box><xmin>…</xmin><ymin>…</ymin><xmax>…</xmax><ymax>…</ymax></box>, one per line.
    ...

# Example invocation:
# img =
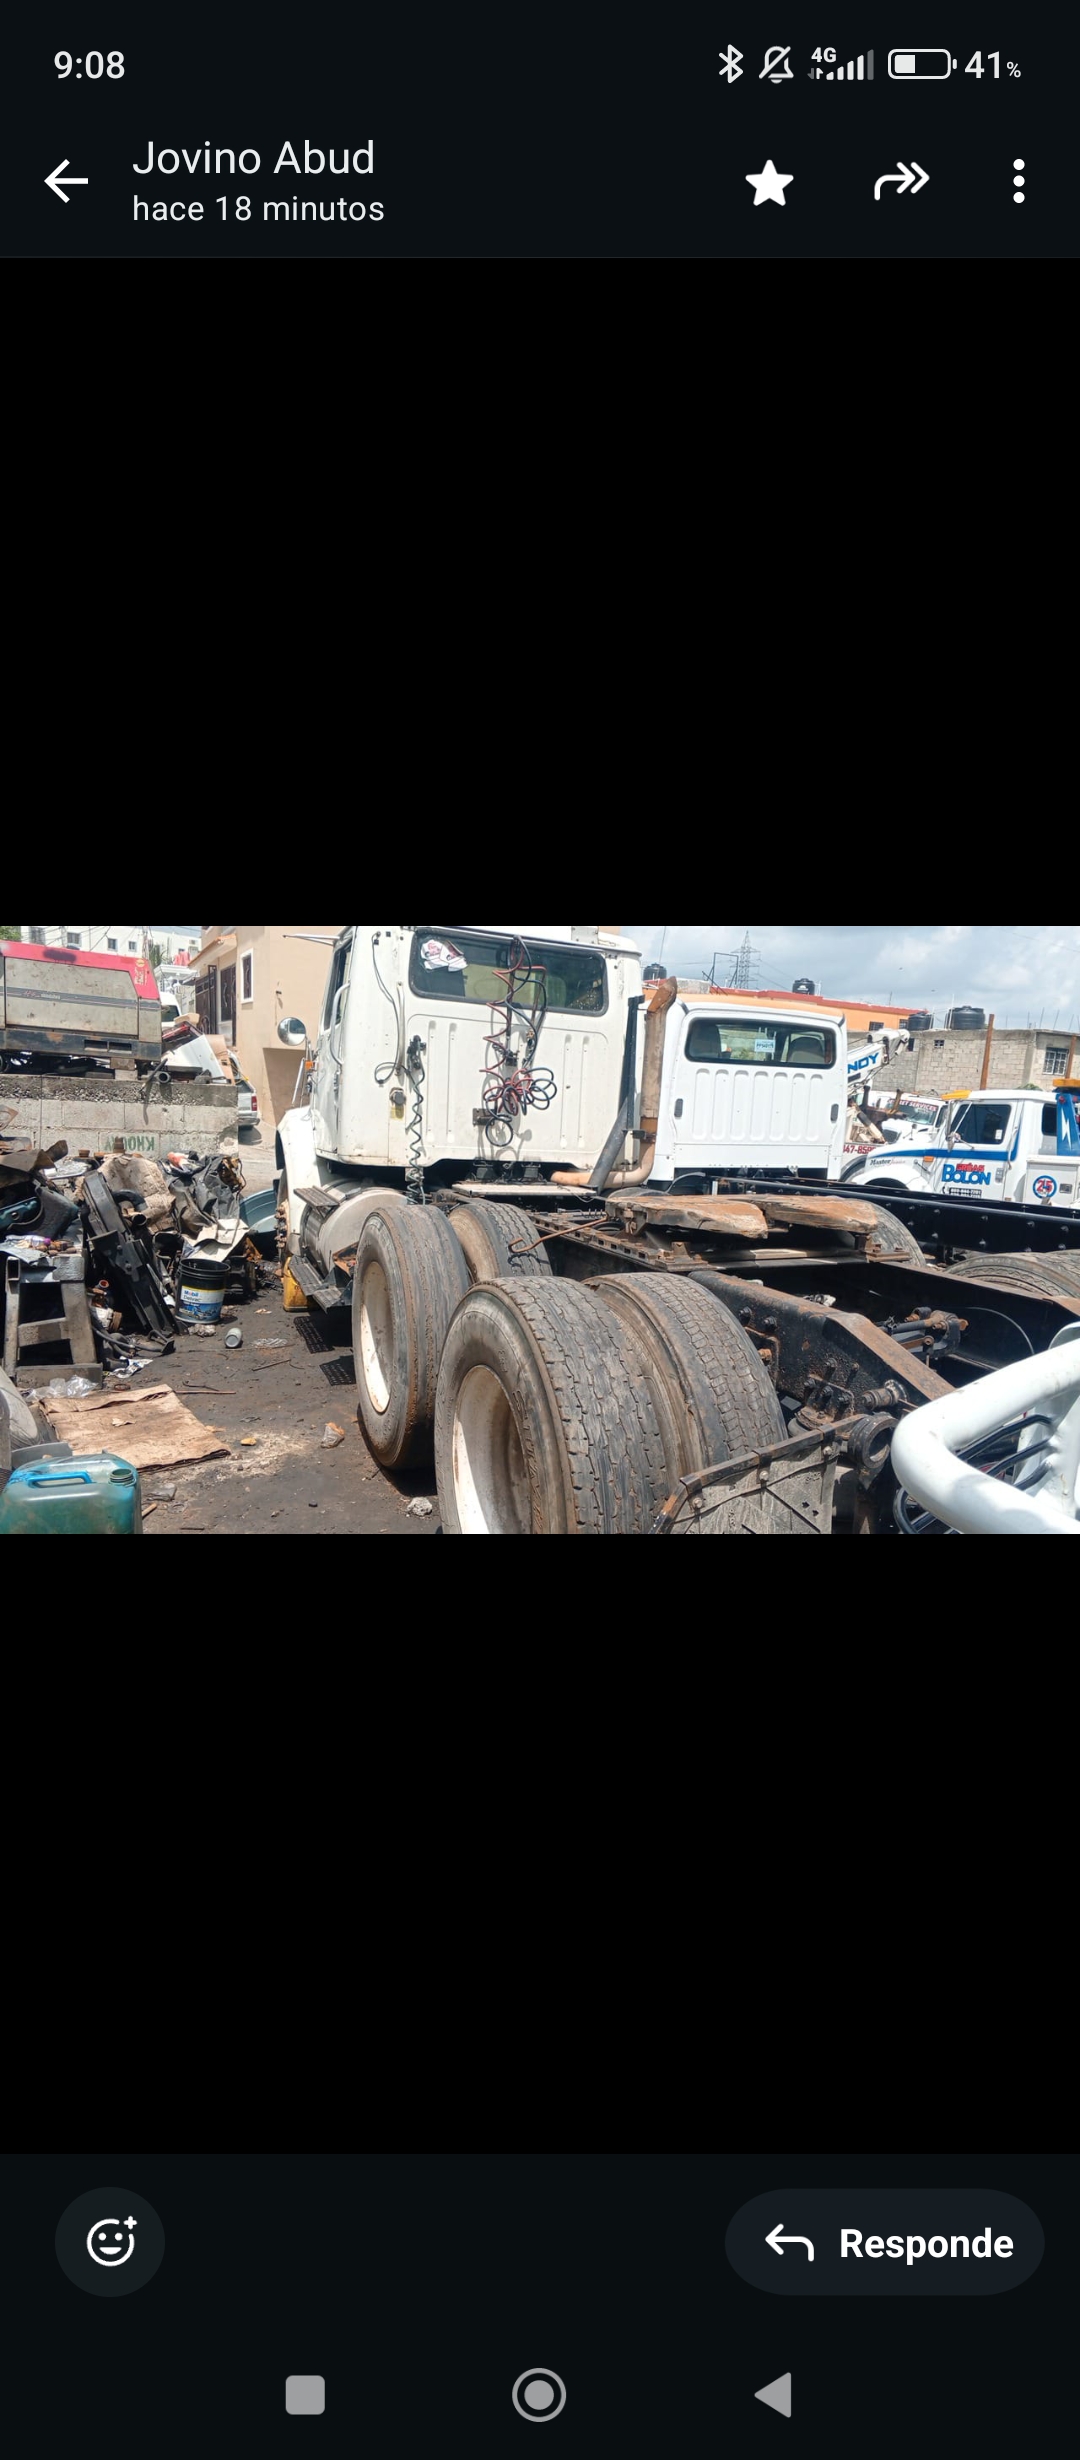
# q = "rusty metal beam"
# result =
<box><xmin>690</xmin><ymin>1273</ymin><xmax>953</xmax><ymax>1407</ymax></box>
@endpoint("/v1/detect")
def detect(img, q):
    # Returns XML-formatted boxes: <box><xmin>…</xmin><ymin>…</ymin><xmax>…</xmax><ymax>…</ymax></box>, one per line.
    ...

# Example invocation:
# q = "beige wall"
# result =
<box><xmin>226</xmin><ymin>928</ymin><xmax>340</xmax><ymax>1134</ymax></box>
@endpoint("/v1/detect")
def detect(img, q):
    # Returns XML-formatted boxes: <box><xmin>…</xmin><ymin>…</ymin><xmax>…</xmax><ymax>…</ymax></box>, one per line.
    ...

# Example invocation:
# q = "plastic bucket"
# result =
<box><xmin>179</xmin><ymin>1259</ymin><xmax>229</xmax><ymax>1323</ymax></box>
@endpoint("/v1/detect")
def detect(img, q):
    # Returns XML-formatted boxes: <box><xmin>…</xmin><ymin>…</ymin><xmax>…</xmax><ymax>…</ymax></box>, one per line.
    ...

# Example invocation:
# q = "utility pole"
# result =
<box><xmin>979</xmin><ymin>1014</ymin><xmax>996</xmax><ymax>1090</ymax></box>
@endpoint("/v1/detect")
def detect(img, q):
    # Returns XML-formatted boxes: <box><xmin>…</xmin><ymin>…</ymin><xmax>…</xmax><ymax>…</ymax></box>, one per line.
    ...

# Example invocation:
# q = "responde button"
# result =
<box><xmin>725</xmin><ymin>2189</ymin><xmax>1043</xmax><ymax>2295</ymax></box>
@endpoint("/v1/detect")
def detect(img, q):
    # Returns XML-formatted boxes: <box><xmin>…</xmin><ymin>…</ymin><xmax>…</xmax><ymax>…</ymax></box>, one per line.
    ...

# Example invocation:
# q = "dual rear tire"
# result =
<box><xmin>353</xmin><ymin>1200</ymin><xmax>550</xmax><ymax>1471</ymax></box>
<box><xmin>354</xmin><ymin>1202</ymin><xmax>798</xmax><ymax>1529</ymax></box>
<box><xmin>436</xmin><ymin>1273</ymin><xmax>792</xmax><ymax>1535</ymax></box>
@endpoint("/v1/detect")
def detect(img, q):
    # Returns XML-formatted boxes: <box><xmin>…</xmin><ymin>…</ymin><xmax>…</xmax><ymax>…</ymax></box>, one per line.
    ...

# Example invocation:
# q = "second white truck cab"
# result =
<box><xmin>653</xmin><ymin>997</ymin><xmax>848</xmax><ymax>1183</ymax></box>
<box><xmin>841</xmin><ymin>1084</ymin><xmax>1080</xmax><ymax>1212</ymax></box>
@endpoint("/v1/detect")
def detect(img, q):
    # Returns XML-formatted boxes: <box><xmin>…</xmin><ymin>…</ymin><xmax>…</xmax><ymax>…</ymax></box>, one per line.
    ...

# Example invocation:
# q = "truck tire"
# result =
<box><xmin>860</xmin><ymin>1203</ymin><xmax>928</xmax><ymax>1266</ymax></box>
<box><xmin>589</xmin><ymin>1274</ymin><xmax>793</xmax><ymax>1535</ymax></box>
<box><xmin>447</xmin><ymin>1200</ymin><xmax>553</xmax><ymax>1282</ymax></box>
<box><xmin>354</xmin><ymin>1205</ymin><xmax>471</xmax><ymax>1471</ymax></box>
<box><xmin>435</xmin><ymin>1281</ymin><xmax>668</xmax><ymax>1535</ymax></box>
<box><xmin>948</xmin><ymin>1252</ymin><xmax>1080</xmax><ymax>1307</ymax></box>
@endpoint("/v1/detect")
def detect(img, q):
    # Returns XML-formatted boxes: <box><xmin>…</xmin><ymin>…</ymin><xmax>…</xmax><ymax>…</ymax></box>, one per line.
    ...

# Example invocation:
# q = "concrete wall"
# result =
<box><xmin>0</xmin><ymin>1074</ymin><xmax>238</xmax><ymax>1163</ymax></box>
<box><xmin>872</xmin><ymin>1028</ymin><xmax>1049</xmax><ymax>1096</ymax></box>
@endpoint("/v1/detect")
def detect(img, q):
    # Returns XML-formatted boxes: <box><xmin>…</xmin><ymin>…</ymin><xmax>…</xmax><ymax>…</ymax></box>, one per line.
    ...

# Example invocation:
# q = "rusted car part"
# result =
<box><xmin>650</xmin><ymin>1416</ymin><xmax>865</xmax><ymax>1536</ymax></box>
<box><xmin>552</xmin><ymin>977</ymin><xmax>677</xmax><ymax>1192</ymax></box>
<box><xmin>686</xmin><ymin>1275</ymin><xmax>952</xmax><ymax>1412</ymax></box>
<box><xmin>717</xmin><ymin>1173</ymin><xmax>1080</xmax><ymax>1261</ymax></box>
<box><xmin>693</xmin><ymin>1254</ymin><xmax>1075</xmax><ymax>1384</ymax></box>
<box><xmin>79</xmin><ymin>1171</ymin><xmax>175</xmax><ymax>1341</ymax></box>
<box><xmin>650</xmin><ymin>1403</ymin><xmax>912</xmax><ymax>1538</ymax></box>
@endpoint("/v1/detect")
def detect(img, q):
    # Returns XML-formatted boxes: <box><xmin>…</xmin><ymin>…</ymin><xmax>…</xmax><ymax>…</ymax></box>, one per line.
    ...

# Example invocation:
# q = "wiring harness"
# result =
<box><xmin>480</xmin><ymin>938</ymin><xmax>557</xmax><ymax>1146</ymax></box>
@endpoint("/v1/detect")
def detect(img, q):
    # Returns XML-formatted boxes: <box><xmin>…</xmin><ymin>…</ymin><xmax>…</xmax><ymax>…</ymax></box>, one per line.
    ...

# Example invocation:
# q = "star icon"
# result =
<box><xmin>746</xmin><ymin>158</ymin><xmax>793</xmax><ymax>206</ymax></box>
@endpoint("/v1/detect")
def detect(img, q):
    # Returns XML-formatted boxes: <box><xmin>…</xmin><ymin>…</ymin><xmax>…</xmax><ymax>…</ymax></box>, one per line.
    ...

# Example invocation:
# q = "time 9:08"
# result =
<box><xmin>55</xmin><ymin>51</ymin><xmax>125</xmax><ymax>75</ymax></box>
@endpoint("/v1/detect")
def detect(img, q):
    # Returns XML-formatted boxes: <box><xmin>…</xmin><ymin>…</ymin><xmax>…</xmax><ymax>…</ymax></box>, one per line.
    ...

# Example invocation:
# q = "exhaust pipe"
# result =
<box><xmin>553</xmin><ymin>978</ymin><xmax>677</xmax><ymax>1190</ymax></box>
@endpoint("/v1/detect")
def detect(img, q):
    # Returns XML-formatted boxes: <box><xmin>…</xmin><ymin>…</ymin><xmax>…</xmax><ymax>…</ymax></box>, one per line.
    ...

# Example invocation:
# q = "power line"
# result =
<box><xmin>709</xmin><ymin>930</ymin><xmax>760</xmax><ymax>990</ymax></box>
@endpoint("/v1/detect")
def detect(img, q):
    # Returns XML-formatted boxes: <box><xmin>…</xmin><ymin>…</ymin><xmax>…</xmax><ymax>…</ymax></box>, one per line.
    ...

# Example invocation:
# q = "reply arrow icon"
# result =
<box><xmin>874</xmin><ymin>160</ymin><xmax>929</xmax><ymax>198</ymax></box>
<box><xmin>45</xmin><ymin>159</ymin><xmax>89</xmax><ymax>202</ymax></box>
<box><xmin>766</xmin><ymin>2223</ymin><xmax>815</xmax><ymax>2261</ymax></box>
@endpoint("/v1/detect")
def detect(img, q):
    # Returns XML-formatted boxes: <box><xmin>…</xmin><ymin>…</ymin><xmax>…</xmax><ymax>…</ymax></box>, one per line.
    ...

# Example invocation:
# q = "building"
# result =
<box><xmin>18</xmin><ymin>924</ymin><xmax>196</xmax><ymax>963</ymax></box>
<box><xmin>191</xmin><ymin>926</ymin><xmax>341</xmax><ymax>1132</ymax></box>
<box><xmin>872</xmin><ymin>1024</ymin><xmax>1078</xmax><ymax>1097</ymax></box>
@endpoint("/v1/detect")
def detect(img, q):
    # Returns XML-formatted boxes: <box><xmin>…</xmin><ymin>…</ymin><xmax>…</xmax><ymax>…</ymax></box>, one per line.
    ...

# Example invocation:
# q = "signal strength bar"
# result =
<box><xmin>811</xmin><ymin>49</ymin><xmax>874</xmax><ymax>77</ymax></box>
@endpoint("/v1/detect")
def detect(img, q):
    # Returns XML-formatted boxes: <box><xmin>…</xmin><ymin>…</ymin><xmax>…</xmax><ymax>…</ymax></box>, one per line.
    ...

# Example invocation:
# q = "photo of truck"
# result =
<box><xmin>269</xmin><ymin>927</ymin><xmax>1080</xmax><ymax>1535</ymax></box>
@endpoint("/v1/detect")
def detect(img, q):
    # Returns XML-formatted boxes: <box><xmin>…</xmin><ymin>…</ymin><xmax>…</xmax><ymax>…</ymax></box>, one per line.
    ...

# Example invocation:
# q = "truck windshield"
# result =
<box><xmin>410</xmin><ymin>931</ymin><xmax>608</xmax><ymax>1015</ymax></box>
<box><xmin>949</xmin><ymin>1101</ymin><xmax>1011</xmax><ymax>1144</ymax></box>
<box><xmin>685</xmin><ymin>1018</ymin><xmax>837</xmax><ymax>1067</ymax></box>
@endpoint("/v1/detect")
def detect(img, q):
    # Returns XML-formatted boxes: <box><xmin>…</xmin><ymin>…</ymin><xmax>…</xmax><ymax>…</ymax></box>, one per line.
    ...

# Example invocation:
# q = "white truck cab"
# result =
<box><xmin>653</xmin><ymin>997</ymin><xmax>848</xmax><ymax>1183</ymax></box>
<box><xmin>278</xmin><ymin>952</ymin><xmax>854</xmax><ymax>1229</ymax></box>
<box><xmin>842</xmin><ymin>1084</ymin><xmax>1080</xmax><ymax>1211</ymax></box>
<box><xmin>280</xmin><ymin>924</ymin><xmax>643</xmax><ymax>1199</ymax></box>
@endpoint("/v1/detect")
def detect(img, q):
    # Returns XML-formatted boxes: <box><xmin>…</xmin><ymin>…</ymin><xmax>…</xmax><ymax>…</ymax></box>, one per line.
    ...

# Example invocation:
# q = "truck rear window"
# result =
<box><xmin>685</xmin><ymin>1018</ymin><xmax>837</xmax><ymax>1068</ymax></box>
<box><xmin>410</xmin><ymin>931</ymin><xmax>608</xmax><ymax>1015</ymax></box>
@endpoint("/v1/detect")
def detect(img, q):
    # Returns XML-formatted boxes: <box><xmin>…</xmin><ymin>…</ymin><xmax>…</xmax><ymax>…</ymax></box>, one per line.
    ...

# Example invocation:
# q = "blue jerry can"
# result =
<box><xmin>0</xmin><ymin>1454</ymin><xmax>143</xmax><ymax>1535</ymax></box>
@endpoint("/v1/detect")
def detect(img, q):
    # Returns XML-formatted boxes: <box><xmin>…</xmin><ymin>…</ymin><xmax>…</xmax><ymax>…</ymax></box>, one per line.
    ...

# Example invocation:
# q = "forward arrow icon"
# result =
<box><xmin>874</xmin><ymin>159</ymin><xmax>929</xmax><ymax>198</ymax></box>
<box><xmin>45</xmin><ymin>159</ymin><xmax>89</xmax><ymax>202</ymax></box>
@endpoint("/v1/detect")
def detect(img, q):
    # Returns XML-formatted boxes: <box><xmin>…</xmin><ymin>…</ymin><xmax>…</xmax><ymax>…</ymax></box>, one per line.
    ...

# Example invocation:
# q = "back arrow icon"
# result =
<box><xmin>874</xmin><ymin>159</ymin><xmax>929</xmax><ymax>198</ymax></box>
<box><xmin>766</xmin><ymin>2222</ymin><xmax>815</xmax><ymax>2260</ymax></box>
<box><xmin>45</xmin><ymin>159</ymin><xmax>89</xmax><ymax>202</ymax></box>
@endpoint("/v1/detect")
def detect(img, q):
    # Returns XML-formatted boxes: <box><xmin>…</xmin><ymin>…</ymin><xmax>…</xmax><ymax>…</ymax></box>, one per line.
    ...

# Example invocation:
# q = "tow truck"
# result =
<box><xmin>842</xmin><ymin>1081</ymin><xmax>1080</xmax><ymax>1210</ymax></box>
<box><xmin>273</xmin><ymin>927</ymin><xmax>1079</xmax><ymax>1534</ymax></box>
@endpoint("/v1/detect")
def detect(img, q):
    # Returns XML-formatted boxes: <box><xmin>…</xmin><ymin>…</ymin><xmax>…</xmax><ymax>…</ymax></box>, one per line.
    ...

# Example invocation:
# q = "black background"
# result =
<box><xmin>1</xmin><ymin>2151</ymin><xmax>1071</xmax><ymax>2455</ymax></box>
<box><xmin>3</xmin><ymin>1</ymin><xmax>1073</xmax><ymax>257</ymax></box>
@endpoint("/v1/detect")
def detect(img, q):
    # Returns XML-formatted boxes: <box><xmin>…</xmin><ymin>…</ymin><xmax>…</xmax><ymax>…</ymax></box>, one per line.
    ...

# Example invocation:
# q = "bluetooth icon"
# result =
<box><xmin>718</xmin><ymin>45</ymin><xmax>744</xmax><ymax>81</ymax></box>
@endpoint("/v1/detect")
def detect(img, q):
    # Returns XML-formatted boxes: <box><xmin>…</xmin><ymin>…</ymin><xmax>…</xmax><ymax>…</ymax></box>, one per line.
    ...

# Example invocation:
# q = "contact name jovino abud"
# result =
<box><xmin>132</xmin><ymin>137</ymin><xmax>384</xmax><ymax>225</ymax></box>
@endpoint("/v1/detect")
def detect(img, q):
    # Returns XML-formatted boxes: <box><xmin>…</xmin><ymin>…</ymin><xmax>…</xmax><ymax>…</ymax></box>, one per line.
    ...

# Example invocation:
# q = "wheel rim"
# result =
<box><xmin>453</xmin><ymin>1366</ymin><xmax>531</xmax><ymax>1534</ymax></box>
<box><xmin>360</xmin><ymin>1260</ymin><xmax>394</xmax><ymax>1415</ymax></box>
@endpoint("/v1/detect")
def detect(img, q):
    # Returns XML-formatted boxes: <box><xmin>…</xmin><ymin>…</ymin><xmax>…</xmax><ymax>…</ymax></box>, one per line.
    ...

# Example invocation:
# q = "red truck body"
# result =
<box><xmin>0</xmin><ymin>941</ymin><xmax>162</xmax><ymax>1068</ymax></box>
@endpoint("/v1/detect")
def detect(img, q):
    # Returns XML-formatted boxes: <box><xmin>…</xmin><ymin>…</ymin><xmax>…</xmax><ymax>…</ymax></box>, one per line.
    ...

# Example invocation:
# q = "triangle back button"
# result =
<box><xmin>755</xmin><ymin>2373</ymin><xmax>792</xmax><ymax>2419</ymax></box>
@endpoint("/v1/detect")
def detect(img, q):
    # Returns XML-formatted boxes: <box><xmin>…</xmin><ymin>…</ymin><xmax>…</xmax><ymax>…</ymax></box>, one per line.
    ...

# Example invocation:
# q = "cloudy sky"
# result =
<box><xmin>624</xmin><ymin>925</ymin><xmax>1080</xmax><ymax>1032</ymax></box>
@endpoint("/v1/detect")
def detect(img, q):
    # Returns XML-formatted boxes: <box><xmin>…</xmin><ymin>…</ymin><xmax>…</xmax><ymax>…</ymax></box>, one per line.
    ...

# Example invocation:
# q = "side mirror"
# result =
<box><xmin>278</xmin><ymin>1017</ymin><xmax>308</xmax><ymax>1050</ymax></box>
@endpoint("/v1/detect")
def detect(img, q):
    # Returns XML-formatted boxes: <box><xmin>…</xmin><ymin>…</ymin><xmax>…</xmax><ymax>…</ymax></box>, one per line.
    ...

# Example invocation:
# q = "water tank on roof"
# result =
<box><xmin>947</xmin><ymin>1006</ymin><xmax>986</xmax><ymax>1031</ymax></box>
<box><xmin>792</xmin><ymin>978</ymin><xmax>817</xmax><ymax>995</ymax></box>
<box><xmin>906</xmin><ymin>1011</ymin><xmax>933</xmax><ymax>1033</ymax></box>
<box><xmin>643</xmin><ymin>963</ymin><xmax>668</xmax><ymax>984</ymax></box>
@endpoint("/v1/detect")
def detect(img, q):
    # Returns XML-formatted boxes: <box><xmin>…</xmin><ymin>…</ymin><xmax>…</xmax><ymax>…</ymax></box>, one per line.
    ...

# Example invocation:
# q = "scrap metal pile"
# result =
<box><xmin>1</xmin><ymin>1137</ymin><xmax>277</xmax><ymax>1393</ymax></box>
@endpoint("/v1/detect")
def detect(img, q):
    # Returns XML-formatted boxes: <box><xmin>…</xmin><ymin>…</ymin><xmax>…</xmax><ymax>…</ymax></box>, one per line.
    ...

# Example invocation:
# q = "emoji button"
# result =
<box><xmin>56</xmin><ymin>2190</ymin><xmax>164</xmax><ymax>2297</ymax></box>
<box><xmin>87</xmin><ymin>2216</ymin><xmax>137</xmax><ymax>2266</ymax></box>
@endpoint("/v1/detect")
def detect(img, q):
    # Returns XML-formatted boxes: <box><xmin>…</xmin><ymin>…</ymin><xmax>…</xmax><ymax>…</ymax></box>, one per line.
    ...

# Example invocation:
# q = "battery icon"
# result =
<box><xmin>888</xmin><ymin>48</ymin><xmax>953</xmax><ymax>77</ymax></box>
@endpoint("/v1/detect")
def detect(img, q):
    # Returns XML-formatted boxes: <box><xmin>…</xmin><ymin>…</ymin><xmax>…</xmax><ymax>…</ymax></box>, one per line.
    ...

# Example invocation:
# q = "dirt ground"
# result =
<box><xmin>138</xmin><ymin>1139</ymin><xmax>438</xmax><ymax>1535</ymax></box>
<box><xmin>141</xmin><ymin>1297</ymin><xmax>440</xmax><ymax>1536</ymax></box>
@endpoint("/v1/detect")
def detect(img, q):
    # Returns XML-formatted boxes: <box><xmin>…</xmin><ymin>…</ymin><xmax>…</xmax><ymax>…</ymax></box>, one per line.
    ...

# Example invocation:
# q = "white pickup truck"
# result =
<box><xmin>842</xmin><ymin>1084</ymin><xmax>1080</xmax><ymax>1213</ymax></box>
